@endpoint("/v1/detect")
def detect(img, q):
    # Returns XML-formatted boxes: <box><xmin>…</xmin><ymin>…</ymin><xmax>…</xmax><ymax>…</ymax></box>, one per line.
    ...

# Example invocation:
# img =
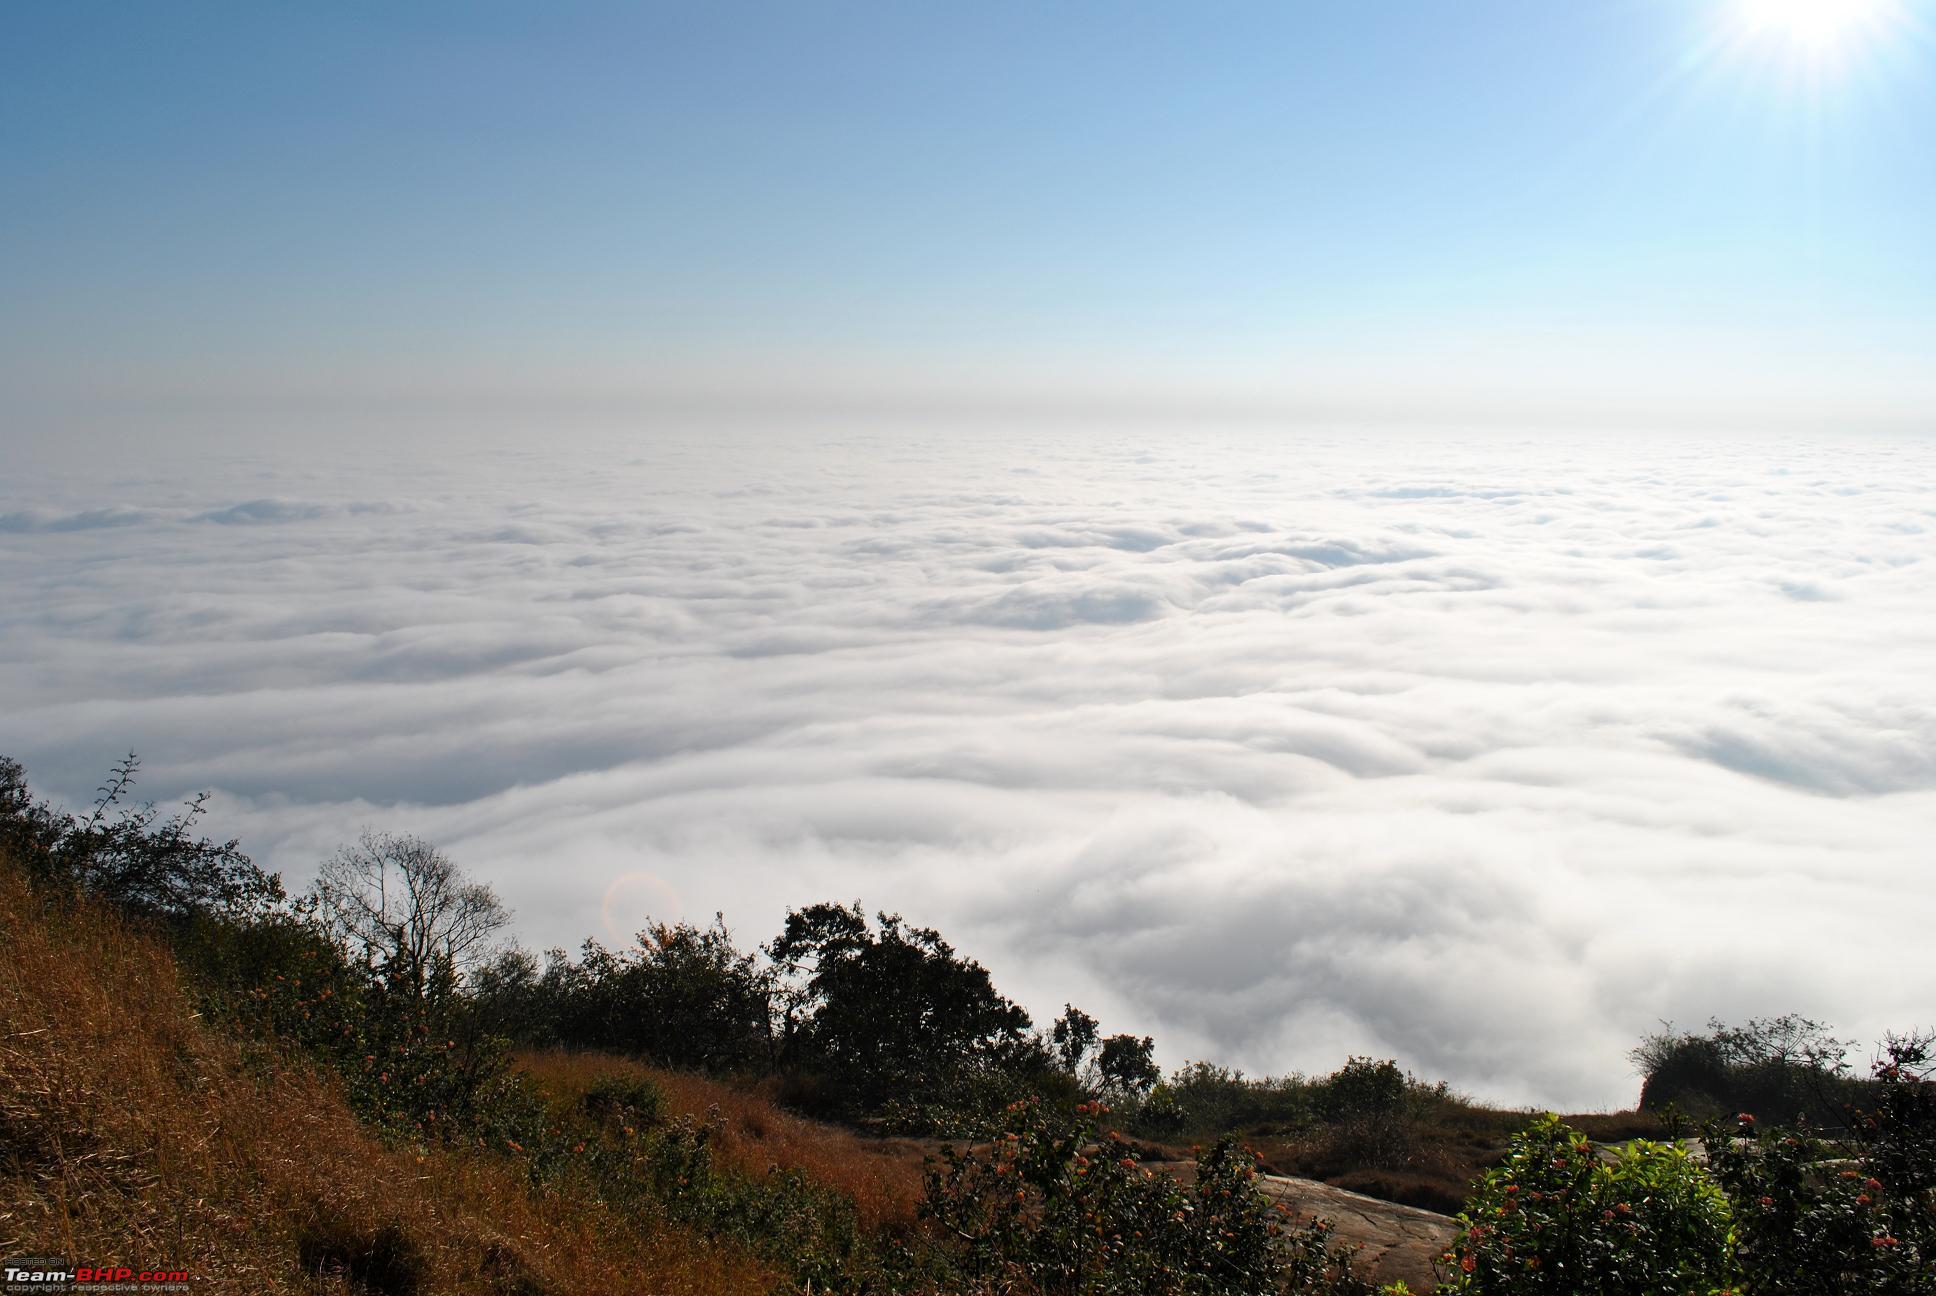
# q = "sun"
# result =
<box><xmin>1735</xmin><ymin>0</ymin><xmax>1899</xmax><ymax>55</ymax></box>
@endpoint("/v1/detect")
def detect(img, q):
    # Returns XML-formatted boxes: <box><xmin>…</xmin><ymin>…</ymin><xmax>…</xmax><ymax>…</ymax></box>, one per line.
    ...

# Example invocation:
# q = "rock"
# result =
<box><xmin>1257</xmin><ymin>1174</ymin><xmax>1458</xmax><ymax>1292</ymax></box>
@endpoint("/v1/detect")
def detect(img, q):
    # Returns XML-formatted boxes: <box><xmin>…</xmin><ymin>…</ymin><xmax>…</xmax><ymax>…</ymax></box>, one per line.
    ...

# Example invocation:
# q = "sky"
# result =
<box><xmin>4</xmin><ymin>0</ymin><xmax>1936</xmax><ymax>424</ymax></box>
<box><xmin>3</xmin><ymin>4</ymin><xmax>1936</xmax><ymax>1109</ymax></box>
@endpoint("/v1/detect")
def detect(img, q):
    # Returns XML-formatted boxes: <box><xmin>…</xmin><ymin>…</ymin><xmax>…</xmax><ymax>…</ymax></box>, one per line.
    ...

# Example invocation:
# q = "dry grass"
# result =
<box><xmin>0</xmin><ymin>854</ymin><xmax>778</xmax><ymax>1295</ymax></box>
<box><xmin>516</xmin><ymin>1050</ymin><xmax>929</xmax><ymax>1234</ymax></box>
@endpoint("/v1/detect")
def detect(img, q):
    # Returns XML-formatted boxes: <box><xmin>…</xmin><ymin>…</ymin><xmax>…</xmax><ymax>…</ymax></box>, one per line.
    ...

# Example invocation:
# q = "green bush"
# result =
<box><xmin>1703</xmin><ymin>1033</ymin><xmax>1934</xmax><ymax>1294</ymax></box>
<box><xmin>1443</xmin><ymin>1114</ymin><xmax>1736</xmax><ymax>1295</ymax></box>
<box><xmin>489</xmin><ymin>919</ymin><xmax>775</xmax><ymax>1071</ymax></box>
<box><xmin>920</xmin><ymin>1096</ymin><xmax>1372</xmax><ymax>1295</ymax></box>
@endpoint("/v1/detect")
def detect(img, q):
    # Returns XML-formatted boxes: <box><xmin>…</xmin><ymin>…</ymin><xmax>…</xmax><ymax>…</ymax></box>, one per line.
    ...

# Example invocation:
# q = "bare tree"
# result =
<box><xmin>315</xmin><ymin>830</ymin><xmax>510</xmax><ymax>1001</ymax></box>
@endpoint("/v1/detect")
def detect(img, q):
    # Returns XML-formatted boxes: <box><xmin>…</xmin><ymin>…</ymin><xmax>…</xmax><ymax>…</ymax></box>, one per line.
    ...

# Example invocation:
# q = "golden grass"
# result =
<box><xmin>0</xmin><ymin>855</ymin><xmax>777</xmax><ymax>1295</ymax></box>
<box><xmin>515</xmin><ymin>1050</ymin><xmax>929</xmax><ymax>1235</ymax></box>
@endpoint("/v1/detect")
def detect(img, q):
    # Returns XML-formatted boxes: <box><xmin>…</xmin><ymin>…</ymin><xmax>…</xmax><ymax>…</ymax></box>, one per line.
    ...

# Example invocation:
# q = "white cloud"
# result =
<box><xmin>3</xmin><ymin>419</ymin><xmax>1933</xmax><ymax>1108</ymax></box>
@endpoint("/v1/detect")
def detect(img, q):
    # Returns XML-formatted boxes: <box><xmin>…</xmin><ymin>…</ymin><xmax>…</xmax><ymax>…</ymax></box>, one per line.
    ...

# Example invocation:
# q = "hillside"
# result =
<box><xmin>0</xmin><ymin>848</ymin><xmax>779</xmax><ymax>1295</ymax></box>
<box><xmin>2</xmin><ymin>754</ymin><xmax>1928</xmax><ymax>1295</ymax></box>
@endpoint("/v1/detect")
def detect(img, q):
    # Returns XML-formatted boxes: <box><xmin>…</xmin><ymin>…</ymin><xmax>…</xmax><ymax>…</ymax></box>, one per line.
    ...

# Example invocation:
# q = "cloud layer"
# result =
<box><xmin>5</xmin><ymin>420</ymin><xmax>1933</xmax><ymax>1107</ymax></box>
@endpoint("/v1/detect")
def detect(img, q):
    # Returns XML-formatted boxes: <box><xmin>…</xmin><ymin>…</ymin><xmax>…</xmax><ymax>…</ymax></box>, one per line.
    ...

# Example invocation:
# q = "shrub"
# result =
<box><xmin>1136</xmin><ymin>1062</ymin><xmax>1315</xmax><ymax>1137</ymax></box>
<box><xmin>1633</xmin><ymin>1015</ymin><xmax>1858</xmax><ymax>1127</ymax></box>
<box><xmin>0</xmin><ymin>753</ymin><xmax>281</xmax><ymax>919</ymax></box>
<box><xmin>920</xmin><ymin>1095</ymin><xmax>1370</xmax><ymax>1295</ymax></box>
<box><xmin>1442</xmin><ymin>1114</ymin><xmax>1736</xmax><ymax>1295</ymax></box>
<box><xmin>617</xmin><ymin>1107</ymin><xmax>874</xmax><ymax>1291</ymax></box>
<box><xmin>503</xmin><ymin>920</ymin><xmax>775</xmax><ymax>1071</ymax></box>
<box><xmin>1312</xmin><ymin>1057</ymin><xmax>1411</xmax><ymax>1166</ymax></box>
<box><xmin>1703</xmin><ymin>1032</ymin><xmax>1935</xmax><ymax>1294</ymax></box>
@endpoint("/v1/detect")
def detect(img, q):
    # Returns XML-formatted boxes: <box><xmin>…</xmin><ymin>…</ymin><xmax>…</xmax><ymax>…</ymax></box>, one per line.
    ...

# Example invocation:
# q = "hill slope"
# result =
<box><xmin>0</xmin><ymin>849</ymin><xmax>777</xmax><ymax>1295</ymax></box>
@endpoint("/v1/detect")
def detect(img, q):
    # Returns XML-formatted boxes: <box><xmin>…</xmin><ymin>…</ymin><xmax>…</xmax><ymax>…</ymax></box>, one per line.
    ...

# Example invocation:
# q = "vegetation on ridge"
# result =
<box><xmin>1</xmin><ymin>752</ymin><xmax>1930</xmax><ymax>1294</ymax></box>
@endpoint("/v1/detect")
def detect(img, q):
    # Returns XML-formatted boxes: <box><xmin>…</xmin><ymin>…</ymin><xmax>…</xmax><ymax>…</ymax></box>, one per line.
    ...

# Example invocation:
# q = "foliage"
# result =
<box><xmin>1129</xmin><ymin>1062</ymin><xmax>1313</xmax><ymax>1138</ymax></box>
<box><xmin>1097</xmin><ymin>1034</ymin><xmax>1161</xmax><ymax>1102</ymax></box>
<box><xmin>478</xmin><ymin>917</ymin><xmax>774</xmax><ymax>1071</ymax></box>
<box><xmin>0</xmin><ymin>753</ymin><xmax>282</xmax><ymax>918</ymax></box>
<box><xmin>204</xmin><ymin>894</ymin><xmax>529</xmax><ymax>1137</ymax></box>
<box><xmin>1053</xmin><ymin>1005</ymin><xmax>1102</xmax><ymax>1074</ymax></box>
<box><xmin>920</xmin><ymin>1096</ymin><xmax>1371</xmax><ymax>1295</ymax></box>
<box><xmin>581</xmin><ymin>1072</ymin><xmax>665</xmax><ymax>1129</ymax></box>
<box><xmin>0</xmin><ymin>829</ymin><xmax>783</xmax><ymax>1296</ymax></box>
<box><xmin>768</xmin><ymin>901</ymin><xmax>1037</xmax><ymax>1124</ymax></box>
<box><xmin>1442</xmin><ymin>1114</ymin><xmax>1737</xmax><ymax>1295</ymax></box>
<box><xmin>1316</xmin><ymin>1058</ymin><xmax>1408</xmax><ymax>1126</ymax></box>
<box><xmin>1633</xmin><ymin>1015</ymin><xmax>1859</xmax><ymax>1127</ymax></box>
<box><xmin>1702</xmin><ymin>1032</ymin><xmax>1935</xmax><ymax>1294</ymax></box>
<box><xmin>0</xmin><ymin>758</ymin><xmax>518</xmax><ymax>1137</ymax></box>
<box><xmin>1312</xmin><ymin>1057</ymin><xmax>1413</xmax><ymax>1166</ymax></box>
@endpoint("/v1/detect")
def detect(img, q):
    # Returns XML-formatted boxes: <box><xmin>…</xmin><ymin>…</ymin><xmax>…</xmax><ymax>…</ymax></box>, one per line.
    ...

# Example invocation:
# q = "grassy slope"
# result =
<box><xmin>515</xmin><ymin>1050</ymin><xmax>929</xmax><ymax>1236</ymax></box>
<box><xmin>0</xmin><ymin>851</ymin><xmax>778</xmax><ymax>1295</ymax></box>
<box><xmin>0</xmin><ymin>837</ymin><xmax>1682</xmax><ymax>1294</ymax></box>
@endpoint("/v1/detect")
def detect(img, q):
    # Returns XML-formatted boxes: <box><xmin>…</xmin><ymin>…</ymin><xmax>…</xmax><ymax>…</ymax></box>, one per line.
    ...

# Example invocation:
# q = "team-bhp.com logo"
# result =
<box><xmin>3</xmin><ymin>1259</ymin><xmax>190</xmax><ymax>1293</ymax></box>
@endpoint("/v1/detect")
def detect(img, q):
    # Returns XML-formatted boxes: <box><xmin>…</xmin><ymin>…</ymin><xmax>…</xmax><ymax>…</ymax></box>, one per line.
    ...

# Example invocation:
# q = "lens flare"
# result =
<box><xmin>600</xmin><ymin>870</ymin><xmax>684</xmax><ymax>943</ymax></box>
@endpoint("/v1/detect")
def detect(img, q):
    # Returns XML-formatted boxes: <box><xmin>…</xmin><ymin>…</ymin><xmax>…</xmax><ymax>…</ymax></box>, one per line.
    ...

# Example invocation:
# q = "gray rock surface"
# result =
<box><xmin>1257</xmin><ymin>1174</ymin><xmax>1458</xmax><ymax>1291</ymax></box>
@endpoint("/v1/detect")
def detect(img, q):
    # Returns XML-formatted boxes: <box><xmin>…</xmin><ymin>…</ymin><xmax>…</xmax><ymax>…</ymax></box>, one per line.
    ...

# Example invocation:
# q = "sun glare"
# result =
<box><xmin>1736</xmin><ymin>0</ymin><xmax>1898</xmax><ymax>55</ymax></box>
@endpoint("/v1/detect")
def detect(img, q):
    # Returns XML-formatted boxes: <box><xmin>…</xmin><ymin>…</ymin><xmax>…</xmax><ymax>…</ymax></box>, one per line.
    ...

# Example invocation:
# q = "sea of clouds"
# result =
<box><xmin>4</xmin><ymin>418</ymin><xmax>1932</xmax><ymax>1108</ymax></box>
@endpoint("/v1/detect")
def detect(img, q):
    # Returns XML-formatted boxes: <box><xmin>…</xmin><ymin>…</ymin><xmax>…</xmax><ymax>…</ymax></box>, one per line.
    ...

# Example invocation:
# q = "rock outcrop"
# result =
<box><xmin>1257</xmin><ymin>1174</ymin><xmax>1458</xmax><ymax>1291</ymax></box>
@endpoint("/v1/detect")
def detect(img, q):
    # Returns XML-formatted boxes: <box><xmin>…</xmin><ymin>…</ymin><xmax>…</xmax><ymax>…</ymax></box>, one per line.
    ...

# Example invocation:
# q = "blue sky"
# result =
<box><xmin>4</xmin><ymin>1</ymin><xmax>1934</xmax><ymax>425</ymax></box>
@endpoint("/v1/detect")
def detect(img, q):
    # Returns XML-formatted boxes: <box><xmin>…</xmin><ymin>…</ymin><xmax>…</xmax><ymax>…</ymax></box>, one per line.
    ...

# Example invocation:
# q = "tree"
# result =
<box><xmin>489</xmin><ymin>918</ymin><xmax>773</xmax><ymax>1071</ymax></box>
<box><xmin>622</xmin><ymin>917</ymin><xmax>772</xmax><ymax>1070</ymax></box>
<box><xmin>1633</xmin><ymin>1015</ymin><xmax>1856</xmax><ymax>1127</ymax></box>
<box><xmin>767</xmin><ymin>901</ymin><xmax>1034</xmax><ymax>1118</ymax></box>
<box><xmin>315</xmin><ymin>830</ymin><xmax>509</xmax><ymax>1004</ymax></box>
<box><xmin>1051</xmin><ymin>1004</ymin><xmax>1100</xmax><ymax>1074</ymax></box>
<box><xmin>1097</xmin><ymin>1033</ymin><xmax>1161</xmax><ymax>1101</ymax></box>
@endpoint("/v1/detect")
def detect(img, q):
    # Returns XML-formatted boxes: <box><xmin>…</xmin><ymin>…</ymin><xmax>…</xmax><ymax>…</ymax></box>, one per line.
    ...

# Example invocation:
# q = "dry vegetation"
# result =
<box><xmin>515</xmin><ymin>1049</ymin><xmax>928</xmax><ymax>1235</ymax></box>
<box><xmin>0</xmin><ymin>849</ymin><xmax>778</xmax><ymax>1295</ymax></box>
<box><xmin>0</xmin><ymin>834</ymin><xmax>1670</xmax><ymax>1294</ymax></box>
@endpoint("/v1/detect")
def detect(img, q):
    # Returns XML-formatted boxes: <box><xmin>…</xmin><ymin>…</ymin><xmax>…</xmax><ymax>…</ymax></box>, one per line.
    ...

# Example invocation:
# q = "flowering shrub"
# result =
<box><xmin>1442</xmin><ymin>1114</ymin><xmax>1736</xmax><ymax>1295</ymax></box>
<box><xmin>1703</xmin><ymin>1033</ymin><xmax>1934</xmax><ymax>1294</ymax></box>
<box><xmin>921</xmin><ymin>1096</ymin><xmax>1372</xmax><ymax>1295</ymax></box>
